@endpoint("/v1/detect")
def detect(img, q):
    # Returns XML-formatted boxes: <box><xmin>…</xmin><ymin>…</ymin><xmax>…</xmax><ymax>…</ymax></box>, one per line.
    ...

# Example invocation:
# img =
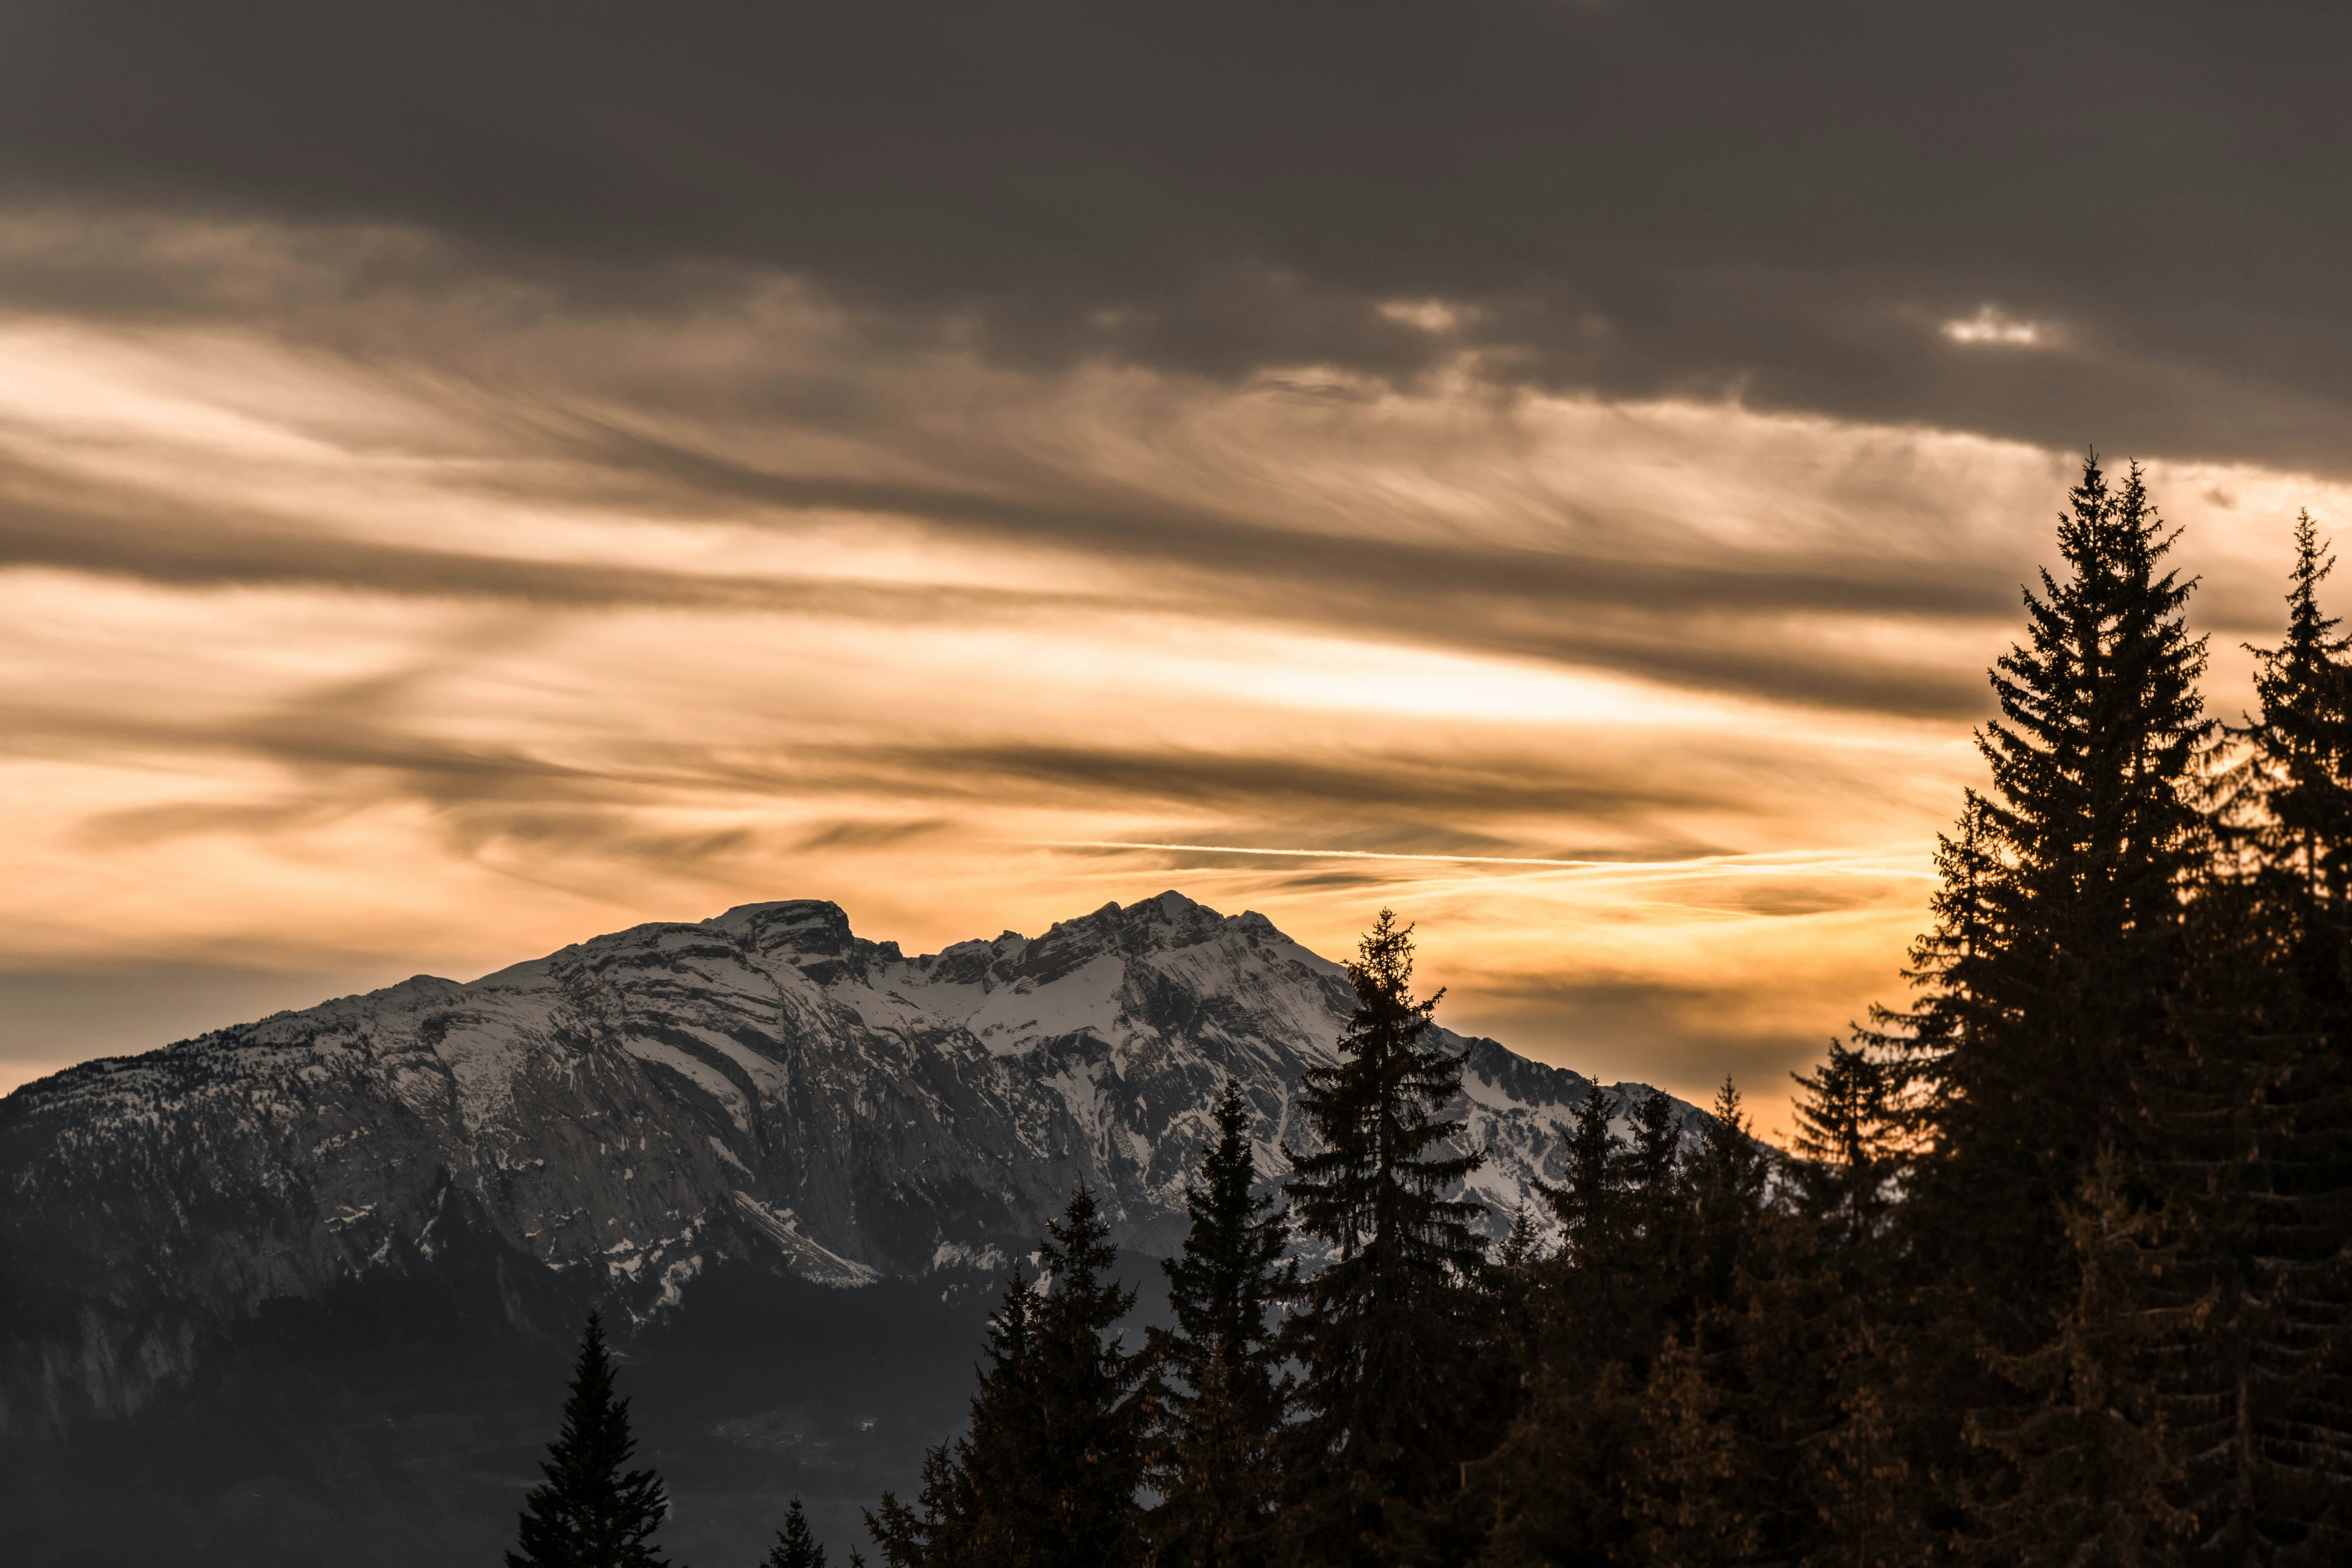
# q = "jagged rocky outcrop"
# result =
<box><xmin>0</xmin><ymin>890</ymin><xmax>1700</xmax><ymax>1439</ymax></box>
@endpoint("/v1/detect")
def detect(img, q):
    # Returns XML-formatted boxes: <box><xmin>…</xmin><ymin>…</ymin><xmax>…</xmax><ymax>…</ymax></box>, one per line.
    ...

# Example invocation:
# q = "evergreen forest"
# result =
<box><xmin>510</xmin><ymin>455</ymin><xmax>2352</xmax><ymax>1566</ymax></box>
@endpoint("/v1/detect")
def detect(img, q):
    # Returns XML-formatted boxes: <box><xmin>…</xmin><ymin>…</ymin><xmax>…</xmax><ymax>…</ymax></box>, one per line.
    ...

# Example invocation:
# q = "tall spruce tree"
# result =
<box><xmin>866</xmin><ymin>1268</ymin><xmax>1036</xmax><ymax>1568</ymax></box>
<box><xmin>1964</xmin><ymin>1155</ymin><xmax>2197</xmax><ymax>1567</ymax></box>
<box><xmin>1857</xmin><ymin>454</ymin><xmax>2210</xmax><ymax>1558</ymax></box>
<box><xmin>1788</xmin><ymin>1038</ymin><xmax>1906</xmax><ymax>1251</ymax></box>
<box><xmin>1488</xmin><ymin>1199</ymin><xmax>1547</xmax><ymax>1380</ymax></box>
<box><xmin>1032</xmin><ymin>1183</ymin><xmax>1150</xmax><ymax>1566</ymax></box>
<box><xmin>1146</xmin><ymin>1078</ymin><xmax>1294</xmax><ymax>1568</ymax></box>
<box><xmin>2148</xmin><ymin>509</ymin><xmax>2352</xmax><ymax>1559</ymax></box>
<box><xmin>1778</xmin><ymin>1033</ymin><xmax>1946</xmax><ymax>1566</ymax></box>
<box><xmin>1627</xmin><ymin>1087</ymin><xmax>1689</xmax><ymax>1267</ymax></box>
<box><xmin>1279</xmin><ymin>909</ymin><xmax>1489</xmax><ymax>1567</ymax></box>
<box><xmin>1686</xmin><ymin>1079</ymin><xmax>1768</xmax><ymax>1306</ymax></box>
<box><xmin>2236</xmin><ymin>510</ymin><xmax>2352</xmax><ymax>909</ymax></box>
<box><xmin>765</xmin><ymin>1498</ymin><xmax>827</xmax><ymax>1568</ymax></box>
<box><xmin>1546</xmin><ymin>1083</ymin><xmax>1623</xmax><ymax>1267</ymax></box>
<box><xmin>1472</xmin><ymin>1082</ymin><xmax>1782</xmax><ymax>1564</ymax></box>
<box><xmin>508</xmin><ymin>1313</ymin><xmax>673</xmax><ymax>1568</ymax></box>
<box><xmin>1903</xmin><ymin>453</ymin><xmax>2210</xmax><ymax>1250</ymax></box>
<box><xmin>867</xmin><ymin>1185</ymin><xmax>1146</xmax><ymax>1568</ymax></box>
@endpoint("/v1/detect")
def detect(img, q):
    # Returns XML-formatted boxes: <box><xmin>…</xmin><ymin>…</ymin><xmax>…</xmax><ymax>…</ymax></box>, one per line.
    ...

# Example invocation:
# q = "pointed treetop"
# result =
<box><xmin>765</xmin><ymin>1497</ymin><xmax>828</xmax><ymax>1568</ymax></box>
<box><xmin>506</xmin><ymin>1312</ymin><xmax>672</xmax><ymax>1568</ymax></box>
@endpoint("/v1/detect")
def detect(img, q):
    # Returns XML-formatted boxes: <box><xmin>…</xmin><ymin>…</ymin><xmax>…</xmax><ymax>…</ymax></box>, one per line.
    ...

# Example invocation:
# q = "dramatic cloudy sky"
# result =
<box><xmin>5</xmin><ymin>1</ymin><xmax>2350</xmax><ymax>1133</ymax></box>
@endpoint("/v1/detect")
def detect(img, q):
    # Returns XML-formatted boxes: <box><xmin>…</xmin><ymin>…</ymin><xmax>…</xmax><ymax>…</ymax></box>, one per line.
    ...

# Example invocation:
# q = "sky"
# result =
<box><xmin>5</xmin><ymin>2</ymin><xmax>2352</xmax><ymax>1138</ymax></box>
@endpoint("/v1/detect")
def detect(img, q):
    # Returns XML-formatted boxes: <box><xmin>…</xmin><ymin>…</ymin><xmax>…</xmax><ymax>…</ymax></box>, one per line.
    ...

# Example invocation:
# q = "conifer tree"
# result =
<box><xmin>867</xmin><ymin>1186</ymin><xmax>1146</xmax><ymax>1568</ymax></box>
<box><xmin>1964</xmin><ymin>1154</ymin><xmax>2196</xmax><ymax>1566</ymax></box>
<box><xmin>1487</xmin><ymin>1198</ymin><xmax>1547</xmax><ymax>1377</ymax></box>
<box><xmin>1904</xmin><ymin>453</ymin><xmax>2210</xmax><ymax>1259</ymax></box>
<box><xmin>2236</xmin><ymin>510</ymin><xmax>2352</xmax><ymax>909</ymax></box>
<box><xmin>1622</xmin><ymin>1334</ymin><xmax>1757</xmax><ymax>1567</ymax></box>
<box><xmin>1781</xmin><ymin>1036</ymin><xmax>1941</xmax><ymax>1566</ymax></box>
<box><xmin>1622</xmin><ymin>1081</ymin><xmax>1777</xmax><ymax>1565</ymax></box>
<box><xmin>1627</xmin><ymin>1087</ymin><xmax>1683</xmax><ymax>1198</ymax></box>
<box><xmin>1279</xmin><ymin>909</ymin><xmax>1489</xmax><ymax>1567</ymax></box>
<box><xmin>1852</xmin><ymin>454</ymin><xmax>2210</xmax><ymax>1553</ymax></box>
<box><xmin>1032</xmin><ymin>1183</ymin><xmax>1149</xmax><ymax>1566</ymax></box>
<box><xmin>1535</xmin><ymin>1082</ymin><xmax>1663</xmax><ymax>1375</ymax></box>
<box><xmin>1473</xmin><ymin>1081</ymin><xmax>1782</xmax><ymax>1564</ymax></box>
<box><xmin>765</xmin><ymin>1498</ymin><xmax>827</xmax><ymax>1568</ymax></box>
<box><xmin>1146</xmin><ymin>1079</ymin><xmax>1293</xmax><ymax>1568</ymax></box>
<box><xmin>1686</xmin><ymin>1079</ymin><xmax>1769</xmax><ymax>1307</ymax></box>
<box><xmin>1788</xmin><ymin>1038</ymin><xmax>1905</xmax><ymax>1250</ymax></box>
<box><xmin>2147</xmin><ymin>510</ymin><xmax>2352</xmax><ymax>1558</ymax></box>
<box><xmin>868</xmin><ymin>1267</ymin><xmax>1038</xmax><ymax>1567</ymax></box>
<box><xmin>1495</xmin><ymin>1199</ymin><xmax>1543</xmax><ymax>1270</ymax></box>
<box><xmin>1625</xmin><ymin>1087</ymin><xmax>1690</xmax><ymax>1274</ymax></box>
<box><xmin>508</xmin><ymin>1312</ymin><xmax>673</xmax><ymax>1568</ymax></box>
<box><xmin>1546</xmin><ymin>1082</ymin><xmax>1622</xmax><ymax>1266</ymax></box>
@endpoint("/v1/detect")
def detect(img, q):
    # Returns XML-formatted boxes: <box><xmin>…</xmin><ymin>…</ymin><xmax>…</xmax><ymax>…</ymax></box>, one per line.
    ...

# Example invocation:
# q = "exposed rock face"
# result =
<box><xmin>0</xmin><ymin>890</ymin><xmax>1701</xmax><ymax>1438</ymax></box>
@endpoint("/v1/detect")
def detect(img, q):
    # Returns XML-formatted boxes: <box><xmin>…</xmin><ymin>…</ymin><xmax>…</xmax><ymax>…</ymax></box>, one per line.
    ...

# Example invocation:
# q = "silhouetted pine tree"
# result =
<box><xmin>1471</xmin><ymin>1080</ymin><xmax>1785</xmax><ymax>1565</ymax></box>
<box><xmin>1788</xmin><ymin>1038</ymin><xmax>1906</xmax><ymax>1252</ymax></box>
<box><xmin>1477</xmin><ymin>1169</ymin><xmax>1636</xmax><ymax>1566</ymax></box>
<box><xmin>1813</xmin><ymin>454</ymin><xmax>2211</xmax><ymax>1563</ymax></box>
<box><xmin>1964</xmin><ymin>1154</ymin><xmax>2198</xmax><ymax>1567</ymax></box>
<box><xmin>1145</xmin><ymin>1079</ymin><xmax>1294</xmax><ymax>1568</ymax></box>
<box><xmin>1469</xmin><ymin>1354</ymin><xmax>1650</xmax><ymax>1566</ymax></box>
<box><xmin>1686</xmin><ymin>1079</ymin><xmax>1769</xmax><ymax>1308</ymax></box>
<box><xmin>1782</xmin><ymin>1035</ymin><xmax>1939</xmax><ymax>1568</ymax></box>
<box><xmin>1032</xmin><ymin>1184</ymin><xmax>1150</xmax><ymax>1566</ymax></box>
<box><xmin>867</xmin><ymin>1266</ymin><xmax>1038</xmax><ymax>1567</ymax></box>
<box><xmin>1907</xmin><ymin>453</ymin><xmax>2210</xmax><ymax>1254</ymax></box>
<box><xmin>1619</xmin><ymin>1332</ymin><xmax>1757</xmax><ymax>1567</ymax></box>
<box><xmin>1486</xmin><ymin>1199</ymin><xmax>1548</xmax><ymax>1383</ymax></box>
<box><xmin>1546</xmin><ymin>1082</ymin><xmax>1623</xmax><ymax>1268</ymax></box>
<box><xmin>1625</xmin><ymin>1081</ymin><xmax>1786</xmax><ymax>1565</ymax></box>
<box><xmin>1535</xmin><ymin>1082</ymin><xmax>1685</xmax><ymax>1372</ymax></box>
<box><xmin>2236</xmin><ymin>511</ymin><xmax>2352</xmax><ymax>909</ymax></box>
<box><xmin>1856</xmin><ymin>454</ymin><xmax>2209</xmax><ymax>1548</ymax></box>
<box><xmin>1496</xmin><ymin>1199</ymin><xmax>1543</xmax><ymax>1270</ymax></box>
<box><xmin>867</xmin><ymin>1185</ymin><xmax>1146</xmax><ymax>1568</ymax></box>
<box><xmin>765</xmin><ymin>1497</ymin><xmax>827</xmax><ymax>1568</ymax></box>
<box><xmin>1626</xmin><ymin>1087</ymin><xmax>1689</xmax><ymax>1270</ymax></box>
<box><xmin>2147</xmin><ymin>510</ymin><xmax>2352</xmax><ymax>1560</ymax></box>
<box><xmin>1279</xmin><ymin>909</ymin><xmax>1489</xmax><ymax>1568</ymax></box>
<box><xmin>508</xmin><ymin>1313</ymin><xmax>672</xmax><ymax>1568</ymax></box>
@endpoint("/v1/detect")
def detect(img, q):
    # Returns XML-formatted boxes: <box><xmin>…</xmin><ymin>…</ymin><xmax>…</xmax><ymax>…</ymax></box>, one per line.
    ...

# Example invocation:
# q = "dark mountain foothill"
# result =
<box><xmin>0</xmin><ymin>890</ymin><xmax>1688</xmax><ymax>1567</ymax></box>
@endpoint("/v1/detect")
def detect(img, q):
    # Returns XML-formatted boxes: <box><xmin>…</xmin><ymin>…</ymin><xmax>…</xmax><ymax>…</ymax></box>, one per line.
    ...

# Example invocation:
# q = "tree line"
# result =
<box><xmin>506</xmin><ymin>452</ymin><xmax>2352</xmax><ymax>1565</ymax></box>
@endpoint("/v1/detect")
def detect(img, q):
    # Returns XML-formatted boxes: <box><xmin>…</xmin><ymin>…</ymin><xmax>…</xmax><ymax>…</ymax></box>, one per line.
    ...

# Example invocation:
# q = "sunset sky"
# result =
<box><xmin>6</xmin><ymin>2</ymin><xmax>2352</xmax><ymax>1136</ymax></box>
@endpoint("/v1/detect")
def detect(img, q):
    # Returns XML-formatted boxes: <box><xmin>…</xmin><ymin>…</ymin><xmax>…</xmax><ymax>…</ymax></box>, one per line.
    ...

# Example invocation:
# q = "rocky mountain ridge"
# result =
<box><xmin>0</xmin><ymin>890</ymin><xmax>1703</xmax><ymax>1441</ymax></box>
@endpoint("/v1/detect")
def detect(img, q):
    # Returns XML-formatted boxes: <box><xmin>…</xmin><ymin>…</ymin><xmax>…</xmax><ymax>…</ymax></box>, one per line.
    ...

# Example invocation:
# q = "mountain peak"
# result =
<box><xmin>0</xmin><ymin>890</ymin><xmax>1704</xmax><ymax>1454</ymax></box>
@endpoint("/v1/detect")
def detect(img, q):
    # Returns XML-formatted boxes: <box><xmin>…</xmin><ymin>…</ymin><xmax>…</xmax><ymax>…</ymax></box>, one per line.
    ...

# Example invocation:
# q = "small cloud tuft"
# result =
<box><xmin>1378</xmin><ymin>299</ymin><xmax>1463</xmax><ymax>333</ymax></box>
<box><xmin>1940</xmin><ymin>305</ymin><xmax>2051</xmax><ymax>348</ymax></box>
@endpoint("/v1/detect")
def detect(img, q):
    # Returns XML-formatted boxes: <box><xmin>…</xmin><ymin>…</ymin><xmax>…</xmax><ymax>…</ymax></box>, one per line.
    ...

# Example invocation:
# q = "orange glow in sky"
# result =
<box><xmin>4</xmin><ymin>222</ymin><xmax>2347</xmax><ymax>1140</ymax></box>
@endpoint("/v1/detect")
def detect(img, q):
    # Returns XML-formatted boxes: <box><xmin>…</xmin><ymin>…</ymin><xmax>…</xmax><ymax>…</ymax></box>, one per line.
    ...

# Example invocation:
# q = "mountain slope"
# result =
<box><xmin>1</xmin><ymin>891</ymin><xmax>1705</xmax><ymax>1563</ymax></box>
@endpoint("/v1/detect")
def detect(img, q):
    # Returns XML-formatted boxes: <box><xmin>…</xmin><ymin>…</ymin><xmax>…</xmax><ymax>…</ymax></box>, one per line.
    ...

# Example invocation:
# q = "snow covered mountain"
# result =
<box><xmin>3</xmin><ymin>891</ymin><xmax>1699</xmax><ymax>1429</ymax></box>
<box><xmin>0</xmin><ymin>891</ymin><xmax>1703</xmax><ymax>1563</ymax></box>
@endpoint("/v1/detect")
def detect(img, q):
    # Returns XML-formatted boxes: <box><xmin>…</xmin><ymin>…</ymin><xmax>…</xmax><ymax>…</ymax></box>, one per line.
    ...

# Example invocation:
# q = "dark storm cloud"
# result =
<box><xmin>6</xmin><ymin>1</ymin><xmax>2351</xmax><ymax>466</ymax></box>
